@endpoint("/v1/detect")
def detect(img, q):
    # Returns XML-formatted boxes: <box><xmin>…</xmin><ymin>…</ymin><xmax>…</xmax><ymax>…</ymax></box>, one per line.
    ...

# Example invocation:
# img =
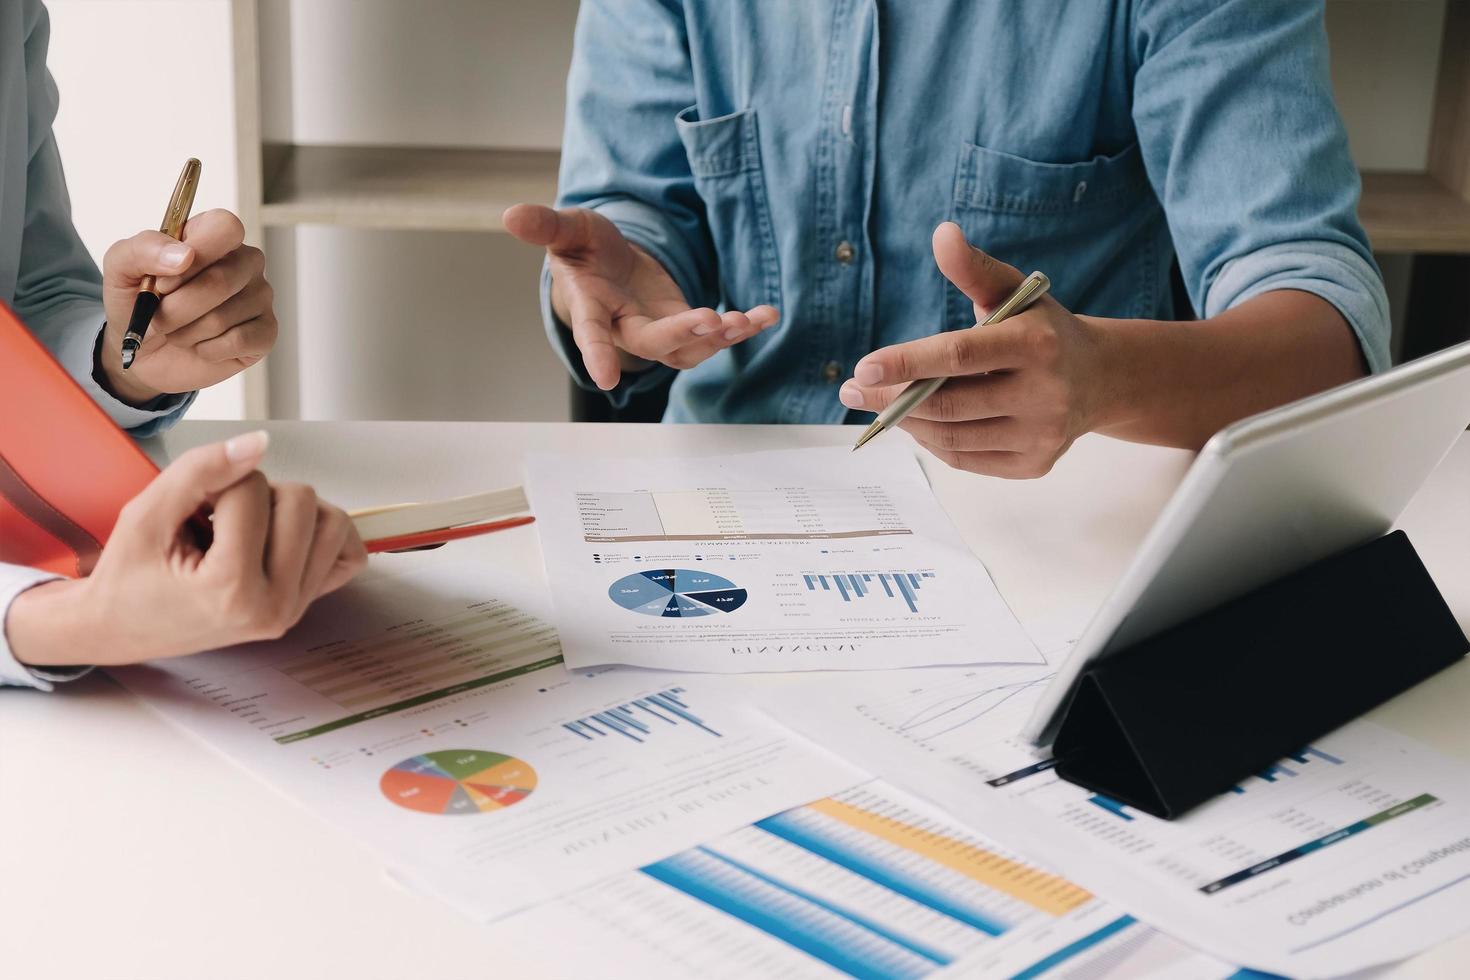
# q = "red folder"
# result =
<box><xmin>0</xmin><ymin>302</ymin><xmax>531</xmax><ymax>577</ymax></box>
<box><xmin>0</xmin><ymin>302</ymin><xmax>159</xmax><ymax>577</ymax></box>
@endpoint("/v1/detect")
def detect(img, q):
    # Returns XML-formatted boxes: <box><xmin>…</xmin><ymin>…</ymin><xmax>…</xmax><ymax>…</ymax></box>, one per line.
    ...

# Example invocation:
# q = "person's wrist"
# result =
<box><xmin>6</xmin><ymin>578</ymin><xmax>100</xmax><ymax>668</ymax></box>
<box><xmin>95</xmin><ymin>323</ymin><xmax>165</xmax><ymax>406</ymax></box>
<box><xmin>1074</xmin><ymin>314</ymin><xmax>1136</xmax><ymax>434</ymax></box>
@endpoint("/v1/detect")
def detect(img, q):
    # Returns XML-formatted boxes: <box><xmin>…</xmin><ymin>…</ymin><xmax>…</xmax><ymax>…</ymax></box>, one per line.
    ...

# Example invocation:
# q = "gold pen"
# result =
<box><xmin>120</xmin><ymin>158</ymin><xmax>202</xmax><ymax>370</ymax></box>
<box><xmin>852</xmin><ymin>271</ymin><xmax>1051</xmax><ymax>451</ymax></box>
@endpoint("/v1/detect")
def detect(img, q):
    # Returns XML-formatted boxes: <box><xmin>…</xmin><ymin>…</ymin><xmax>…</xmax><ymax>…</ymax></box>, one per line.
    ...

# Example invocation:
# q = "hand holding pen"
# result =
<box><xmin>840</xmin><ymin>222</ymin><xmax>1110</xmax><ymax>479</ymax></box>
<box><xmin>97</xmin><ymin>159</ymin><xmax>278</xmax><ymax>406</ymax></box>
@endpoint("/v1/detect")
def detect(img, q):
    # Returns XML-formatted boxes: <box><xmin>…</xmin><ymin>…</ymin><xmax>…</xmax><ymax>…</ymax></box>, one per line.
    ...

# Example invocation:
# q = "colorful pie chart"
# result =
<box><xmin>380</xmin><ymin>749</ymin><xmax>537</xmax><ymax>815</ymax></box>
<box><xmin>608</xmin><ymin>568</ymin><xmax>749</xmax><ymax>618</ymax></box>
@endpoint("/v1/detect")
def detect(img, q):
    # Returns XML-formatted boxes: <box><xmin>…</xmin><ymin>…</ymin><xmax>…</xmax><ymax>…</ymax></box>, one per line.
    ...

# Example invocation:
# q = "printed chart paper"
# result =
<box><xmin>524</xmin><ymin>445</ymin><xmax>1039</xmax><ymax>673</ymax></box>
<box><xmin>492</xmin><ymin>781</ymin><xmax>1234</xmax><ymax>980</ymax></box>
<box><xmin>758</xmin><ymin>665</ymin><xmax>1470</xmax><ymax>978</ymax></box>
<box><xmin>109</xmin><ymin>560</ymin><xmax>865</xmax><ymax>923</ymax></box>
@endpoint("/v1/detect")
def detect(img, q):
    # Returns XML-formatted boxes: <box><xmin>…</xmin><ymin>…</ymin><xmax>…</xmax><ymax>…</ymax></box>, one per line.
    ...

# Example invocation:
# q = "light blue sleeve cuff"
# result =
<box><xmin>51</xmin><ymin>306</ymin><xmax>196</xmax><ymax>437</ymax></box>
<box><xmin>539</xmin><ymin>260</ymin><xmax>675</xmax><ymax>410</ymax></box>
<box><xmin>1204</xmin><ymin>240</ymin><xmax>1392</xmax><ymax>374</ymax></box>
<box><xmin>0</xmin><ymin>565</ymin><xmax>90</xmax><ymax>691</ymax></box>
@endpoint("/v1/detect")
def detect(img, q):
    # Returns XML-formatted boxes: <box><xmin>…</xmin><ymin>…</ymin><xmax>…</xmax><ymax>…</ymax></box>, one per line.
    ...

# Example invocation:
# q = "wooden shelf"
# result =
<box><xmin>1360</xmin><ymin>171</ymin><xmax>1470</xmax><ymax>254</ymax></box>
<box><xmin>260</xmin><ymin>144</ymin><xmax>560</xmax><ymax>232</ymax></box>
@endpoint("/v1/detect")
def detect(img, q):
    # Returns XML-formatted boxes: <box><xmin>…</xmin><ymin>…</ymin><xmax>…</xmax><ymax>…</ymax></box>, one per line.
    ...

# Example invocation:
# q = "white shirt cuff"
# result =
<box><xmin>51</xmin><ymin>308</ymin><xmax>195</xmax><ymax>434</ymax></box>
<box><xmin>0</xmin><ymin>566</ymin><xmax>91</xmax><ymax>691</ymax></box>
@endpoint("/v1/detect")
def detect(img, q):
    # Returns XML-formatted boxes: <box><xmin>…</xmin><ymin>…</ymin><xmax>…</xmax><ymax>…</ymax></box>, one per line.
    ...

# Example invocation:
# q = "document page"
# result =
<box><xmin>758</xmin><ymin>667</ymin><xmax>1470</xmax><ymax>977</ymax></box>
<box><xmin>524</xmin><ymin>445</ymin><xmax>1039</xmax><ymax>673</ymax></box>
<box><xmin>109</xmin><ymin>560</ymin><xmax>865</xmax><ymax>923</ymax></box>
<box><xmin>492</xmin><ymin>781</ymin><xmax>1234</xmax><ymax>980</ymax></box>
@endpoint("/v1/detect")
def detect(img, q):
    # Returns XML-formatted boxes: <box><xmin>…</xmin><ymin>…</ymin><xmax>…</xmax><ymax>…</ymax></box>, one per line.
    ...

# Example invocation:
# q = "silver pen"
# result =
<box><xmin>852</xmin><ymin>271</ymin><xmax>1052</xmax><ymax>451</ymax></box>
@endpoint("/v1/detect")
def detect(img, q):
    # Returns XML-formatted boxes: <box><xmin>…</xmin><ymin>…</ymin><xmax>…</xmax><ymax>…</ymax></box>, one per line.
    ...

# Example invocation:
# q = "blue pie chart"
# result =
<box><xmin>608</xmin><ymin>569</ymin><xmax>749</xmax><ymax>618</ymax></box>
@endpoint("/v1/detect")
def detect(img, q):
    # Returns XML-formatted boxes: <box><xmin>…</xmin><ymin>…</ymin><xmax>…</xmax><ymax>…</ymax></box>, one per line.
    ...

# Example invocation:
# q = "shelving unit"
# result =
<box><xmin>259</xmin><ymin>145</ymin><xmax>559</xmax><ymax>233</ymax></box>
<box><xmin>1359</xmin><ymin>172</ymin><xmax>1470</xmax><ymax>254</ymax></box>
<box><xmin>228</xmin><ymin>0</ymin><xmax>1469</xmax><ymax>419</ymax></box>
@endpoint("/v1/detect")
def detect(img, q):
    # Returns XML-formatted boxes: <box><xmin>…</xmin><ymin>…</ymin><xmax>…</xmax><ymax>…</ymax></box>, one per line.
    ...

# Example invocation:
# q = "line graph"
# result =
<box><xmin>880</xmin><ymin>675</ymin><xmax>1053</xmax><ymax>742</ymax></box>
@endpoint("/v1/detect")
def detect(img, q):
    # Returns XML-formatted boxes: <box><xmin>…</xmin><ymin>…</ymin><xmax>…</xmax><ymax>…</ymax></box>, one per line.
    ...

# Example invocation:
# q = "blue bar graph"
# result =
<box><xmin>756</xmin><ymin>810</ymin><xmax>1011</xmax><ymax>936</ymax></box>
<box><xmin>1087</xmin><ymin>795</ymin><xmax>1134</xmax><ymax>821</ymax></box>
<box><xmin>804</xmin><ymin>571</ymin><xmax>937</xmax><ymax>613</ymax></box>
<box><xmin>1009</xmin><ymin>915</ymin><xmax>1137</xmax><ymax>980</ymax></box>
<box><xmin>561</xmin><ymin>687</ymin><xmax>721</xmax><ymax>743</ymax></box>
<box><xmin>1291</xmin><ymin>746</ymin><xmax>1344</xmax><ymax>766</ymax></box>
<box><xmin>643</xmin><ymin>849</ymin><xmax>940</xmax><ymax>980</ymax></box>
<box><xmin>1233</xmin><ymin>745</ymin><xmax>1345</xmax><ymax>793</ymax></box>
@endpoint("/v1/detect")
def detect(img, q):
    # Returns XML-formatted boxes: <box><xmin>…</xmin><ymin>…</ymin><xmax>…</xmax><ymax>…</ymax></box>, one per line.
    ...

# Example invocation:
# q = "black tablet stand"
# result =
<box><xmin>1051</xmin><ymin>531</ymin><xmax>1468</xmax><ymax>819</ymax></box>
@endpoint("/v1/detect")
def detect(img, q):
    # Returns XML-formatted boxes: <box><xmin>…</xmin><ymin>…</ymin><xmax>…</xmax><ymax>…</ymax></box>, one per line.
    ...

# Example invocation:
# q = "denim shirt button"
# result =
<box><xmin>821</xmin><ymin>361</ymin><xmax>843</xmax><ymax>383</ymax></box>
<box><xmin>835</xmin><ymin>240</ymin><xmax>856</xmax><ymax>264</ymax></box>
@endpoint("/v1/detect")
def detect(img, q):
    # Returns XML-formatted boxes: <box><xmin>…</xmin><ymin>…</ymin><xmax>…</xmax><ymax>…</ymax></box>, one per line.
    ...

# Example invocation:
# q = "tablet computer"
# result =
<box><xmin>1023</xmin><ymin>339</ymin><xmax>1470</xmax><ymax>746</ymax></box>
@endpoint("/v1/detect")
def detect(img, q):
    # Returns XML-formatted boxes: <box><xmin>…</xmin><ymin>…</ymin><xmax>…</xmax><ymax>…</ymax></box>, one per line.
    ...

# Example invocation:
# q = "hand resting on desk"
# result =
<box><xmin>5</xmin><ymin>432</ymin><xmax>366</xmax><ymax>669</ymax></box>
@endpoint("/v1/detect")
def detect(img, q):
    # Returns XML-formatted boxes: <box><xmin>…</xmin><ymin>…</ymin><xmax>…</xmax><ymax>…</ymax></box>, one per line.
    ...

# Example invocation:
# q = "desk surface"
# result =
<box><xmin>2</xmin><ymin>421</ymin><xmax>1466</xmax><ymax>979</ymax></box>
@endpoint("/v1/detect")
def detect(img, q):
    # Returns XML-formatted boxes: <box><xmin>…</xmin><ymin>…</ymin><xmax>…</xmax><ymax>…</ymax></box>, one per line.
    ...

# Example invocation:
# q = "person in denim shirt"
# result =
<box><xmin>508</xmin><ymin>0</ymin><xmax>1388</xmax><ymax>479</ymax></box>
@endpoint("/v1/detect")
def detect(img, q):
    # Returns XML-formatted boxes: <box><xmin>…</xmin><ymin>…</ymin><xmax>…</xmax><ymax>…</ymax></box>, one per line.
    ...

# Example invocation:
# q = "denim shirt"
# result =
<box><xmin>545</xmin><ymin>0</ymin><xmax>1389</xmax><ymax>424</ymax></box>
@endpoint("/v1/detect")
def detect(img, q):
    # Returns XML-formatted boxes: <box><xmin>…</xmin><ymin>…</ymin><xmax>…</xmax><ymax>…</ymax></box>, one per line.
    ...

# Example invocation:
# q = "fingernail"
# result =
<box><xmin>838</xmin><ymin>381</ymin><xmax>864</xmax><ymax>409</ymax></box>
<box><xmin>161</xmin><ymin>243</ymin><xmax>191</xmax><ymax>269</ymax></box>
<box><xmin>225</xmin><ymin>429</ymin><xmax>269</xmax><ymax>463</ymax></box>
<box><xmin>854</xmin><ymin>362</ymin><xmax>883</xmax><ymax>386</ymax></box>
<box><xmin>723</xmin><ymin>326</ymin><xmax>744</xmax><ymax>341</ymax></box>
<box><xmin>691</xmin><ymin>323</ymin><xmax>713</xmax><ymax>337</ymax></box>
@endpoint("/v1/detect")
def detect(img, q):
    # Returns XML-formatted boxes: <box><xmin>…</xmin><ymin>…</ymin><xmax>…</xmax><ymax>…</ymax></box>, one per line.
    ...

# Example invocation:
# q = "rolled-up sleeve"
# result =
<box><xmin>0</xmin><ymin>565</ymin><xmax>88</xmax><ymax>690</ymax></box>
<box><xmin>543</xmin><ymin>0</ymin><xmax>717</xmax><ymax>408</ymax></box>
<box><xmin>1132</xmin><ymin>0</ymin><xmax>1391</xmax><ymax>373</ymax></box>
<box><xmin>13</xmin><ymin>3</ymin><xmax>193</xmax><ymax>434</ymax></box>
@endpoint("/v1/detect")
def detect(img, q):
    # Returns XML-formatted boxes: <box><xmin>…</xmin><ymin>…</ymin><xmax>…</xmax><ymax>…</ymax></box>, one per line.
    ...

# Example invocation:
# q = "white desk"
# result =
<box><xmin>2</xmin><ymin>421</ymin><xmax>1466</xmax><ymax>979</ymax></box>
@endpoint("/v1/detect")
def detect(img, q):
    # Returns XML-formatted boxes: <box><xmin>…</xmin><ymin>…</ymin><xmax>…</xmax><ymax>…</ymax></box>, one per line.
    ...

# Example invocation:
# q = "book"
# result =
<box><xmin>0</xmin><ymin>301</ymin><xmax>531</xmax><ymax>577</ymax></box>
<box><xmin>350</xmin><ymin>487</ymin><xmax>533</xmax><ymax>554</ymax></box>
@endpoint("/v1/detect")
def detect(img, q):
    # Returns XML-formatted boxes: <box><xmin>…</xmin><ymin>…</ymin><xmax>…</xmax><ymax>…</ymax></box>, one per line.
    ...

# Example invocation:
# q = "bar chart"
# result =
<box><xmin>561</xmin><ymin>687</ymin><xmax>722</xmax><ymax>743</ymax></box>
<box><xmin>640</xmin><ymin>786</ymin><xmax>1093</xmax><ymax>978</ymax></box>
<box><xmin>803</xmin><ymin>571</ymin><xmax>936</xmax><ymax>613</ymax></box>
<box><xmin>1230</xmin><ymin>745</ymin><xmax>1346</xmax><ymax>794</ymax></box>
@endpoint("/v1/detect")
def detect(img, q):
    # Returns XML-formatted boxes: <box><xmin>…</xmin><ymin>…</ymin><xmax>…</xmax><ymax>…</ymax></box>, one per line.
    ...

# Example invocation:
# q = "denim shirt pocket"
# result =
<box><xmin>948</xmin><ymin>141</ymin><xmax>1154</xmax><ymax>327</ymax></box>
<box><xmin>676</xmin><ymin>105</ymin><xmax>782</xmax><ymax>310</ymax></box>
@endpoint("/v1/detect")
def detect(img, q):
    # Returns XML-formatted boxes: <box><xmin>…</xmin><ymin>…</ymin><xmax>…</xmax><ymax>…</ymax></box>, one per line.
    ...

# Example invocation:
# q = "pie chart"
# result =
<box><xmin>380</xmin><ymin>749</ymin><xmax>537</xmax><ymax>815</ymax></box>
<box><xmin>609</xmin><ymin>568</ymin><xmax>749</xmax><ymax>618</ymax></box>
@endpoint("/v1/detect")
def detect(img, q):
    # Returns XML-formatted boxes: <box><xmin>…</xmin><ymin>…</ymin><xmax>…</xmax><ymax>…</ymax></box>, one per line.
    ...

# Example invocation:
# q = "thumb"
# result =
<box><xmin>131</xmin><ymin>431</ymin><xmax>269</xmax><ymax>534</ymax></box>
<box><xmin>103</xmin><ymin>230</ymin><xmax>196</xmax><ymax>287</ymax></box>
<box><xmin>502</xmin><ymin>204</ymin><xmax>604</xmax><ymax>256</ymax></box>
<box><xmin>932</xmin><ymin>221</ymin><xmax>1023</xmax><ymax>315</ymax></box>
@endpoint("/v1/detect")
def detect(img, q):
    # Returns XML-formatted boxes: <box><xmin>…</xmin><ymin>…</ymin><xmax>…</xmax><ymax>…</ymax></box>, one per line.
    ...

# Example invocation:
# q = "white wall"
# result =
<box><xmin>260</xmin><ymin>0</ymin><xmax>577</xmax><ymax>422</ymax></box>
<box><xmin>1326</xmin><ymin>0</ymin><xmax>1447</xmax><ymax>172</ymax></box>
<box><xmin>46</xmin><ymin>0</ymin><xmax>245</xmax><ymax>420</ymax></box>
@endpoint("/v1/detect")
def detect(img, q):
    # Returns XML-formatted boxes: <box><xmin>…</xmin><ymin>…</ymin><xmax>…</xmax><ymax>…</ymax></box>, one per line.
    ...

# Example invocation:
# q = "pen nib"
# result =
<box><xmin>851</xmin><ymin>424</ymin><xmax>883</xmax><ymax>452</ymax></box>
<box><xmin>120</xmin><ymin>341</ymin><xmax>137</xmax><ymax>371</ymax></box>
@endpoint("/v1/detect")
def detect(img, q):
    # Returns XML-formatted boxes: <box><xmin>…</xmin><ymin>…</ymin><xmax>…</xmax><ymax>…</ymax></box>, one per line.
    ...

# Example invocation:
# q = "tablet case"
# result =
<box><xmin>1051</xmin><ymin>530</ymin><xmax>1468</xmax><ymax>819</ymax></box>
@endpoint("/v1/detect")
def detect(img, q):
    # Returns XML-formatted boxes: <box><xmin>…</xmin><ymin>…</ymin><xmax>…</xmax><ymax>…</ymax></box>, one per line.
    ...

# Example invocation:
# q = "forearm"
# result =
<box><xmin>1090</xmin><ymin>290</ymin><xmax>1366</xmax><ymax>450</ymax></box>
<box><xmin>4</xmin><ymin>578</ymin><xmax>99</xmax><ymax>668</ymax></box>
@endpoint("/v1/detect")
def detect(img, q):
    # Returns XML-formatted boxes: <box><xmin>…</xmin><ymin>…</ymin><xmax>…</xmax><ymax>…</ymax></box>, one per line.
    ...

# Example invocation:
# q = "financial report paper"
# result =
<box><xmin>109</xmin><ymin>560</ymin><xmax>864</xmax><ymax>923</ymax></box>
<box><xmin>758</xmin><ymin>665</ymin><xmax>1470</xmax><ymax>978</ymax></box>
<box><xmin>492</xmin><ymin>781</ymin><xmax>1235</xmax><ymax>980</ymax></box>
<box><xmin>524</xmin><ymin>444</ymin><xmax>1040</xmax><ymax>673</ymax></box>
